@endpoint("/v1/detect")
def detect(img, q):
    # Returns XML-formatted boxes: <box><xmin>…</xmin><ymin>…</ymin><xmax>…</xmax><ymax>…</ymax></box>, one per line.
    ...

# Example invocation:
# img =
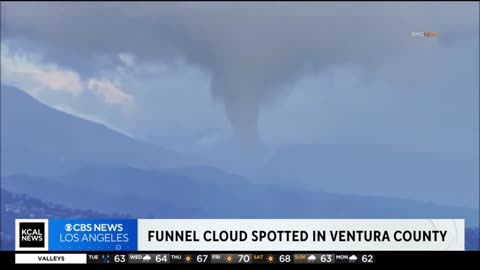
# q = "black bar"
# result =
<box><xmin>2</xmin><ymin>251</ymin><xmax>479</xmax><ymax>265</ymax></box>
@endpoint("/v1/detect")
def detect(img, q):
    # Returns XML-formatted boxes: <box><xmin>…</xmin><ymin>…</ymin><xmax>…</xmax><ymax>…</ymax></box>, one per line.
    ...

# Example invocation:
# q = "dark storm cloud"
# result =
<box><xmin>1</xmin><ymin>2</ymin><xmax>478</xmax><ymax>143</ymax></box>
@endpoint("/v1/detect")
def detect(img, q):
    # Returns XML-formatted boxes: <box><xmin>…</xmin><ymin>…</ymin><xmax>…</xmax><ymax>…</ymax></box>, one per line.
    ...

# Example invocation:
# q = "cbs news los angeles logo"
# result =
<box><xmin>16</xmin><ymin>219</ymin><xmax>49</xmax><ymax>251</ymax></box>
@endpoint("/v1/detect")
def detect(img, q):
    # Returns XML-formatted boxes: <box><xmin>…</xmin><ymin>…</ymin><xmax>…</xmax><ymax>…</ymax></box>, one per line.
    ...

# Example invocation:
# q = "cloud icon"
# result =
<box><xmin>348</xmin><ymin>255</ymin><xmax>357</xmax><ymax>262</ymax></box>
<box><xmin>307</xmin><ymin>255</ymin><xmax>316</xmax><ymax>261</ymax></box>
<box><xmin>143</xmin><ymin>255</ymin><xmax>151</xmax><ymax>261</ymax></box>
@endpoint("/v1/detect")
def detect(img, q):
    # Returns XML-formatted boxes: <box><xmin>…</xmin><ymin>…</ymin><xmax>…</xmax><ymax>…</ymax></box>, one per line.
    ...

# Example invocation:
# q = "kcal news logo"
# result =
<box><xmin>16</xmin><ymin>219</ymin><xmax>49</xmax><ymax>250</ymax></box>
<box><xmin>20</xmin><ymin>223</ymin><xmax>44</xmax><ymax>247</ymax></box>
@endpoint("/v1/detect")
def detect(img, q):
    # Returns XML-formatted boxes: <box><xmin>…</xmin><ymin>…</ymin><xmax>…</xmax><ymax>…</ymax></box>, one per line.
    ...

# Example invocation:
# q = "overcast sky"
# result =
<box><xmin>1</xmin><ymin>2</ymin><xmax>478</xmax><ymax>158</ymax></box>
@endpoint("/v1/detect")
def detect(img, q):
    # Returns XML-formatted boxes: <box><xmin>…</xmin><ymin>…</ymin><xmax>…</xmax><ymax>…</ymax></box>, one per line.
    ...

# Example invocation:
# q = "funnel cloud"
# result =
<box><xmin>1</xmin><ymin>2</ymin><xmax>478</xmax><ymax>143</ymax></box>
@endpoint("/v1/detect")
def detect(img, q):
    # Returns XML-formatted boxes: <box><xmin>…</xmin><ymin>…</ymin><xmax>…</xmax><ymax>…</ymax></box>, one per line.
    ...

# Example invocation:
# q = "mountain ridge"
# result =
<box><xmin>1</xmin><ymin>84</ymin><xmax>200</xmax><ymax>175</ymax></box>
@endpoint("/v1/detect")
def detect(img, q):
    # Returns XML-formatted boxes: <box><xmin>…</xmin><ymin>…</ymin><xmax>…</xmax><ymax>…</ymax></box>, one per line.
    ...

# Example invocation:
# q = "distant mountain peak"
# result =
<box><xmin>1</xmin><ymin>84</ymin><xmax>38</xmax><ymax>103</ymax></box>
<box><xmin>1</xmin><ymin>84</ymin><xmax>199</xmax><ymax>173</ymax></box>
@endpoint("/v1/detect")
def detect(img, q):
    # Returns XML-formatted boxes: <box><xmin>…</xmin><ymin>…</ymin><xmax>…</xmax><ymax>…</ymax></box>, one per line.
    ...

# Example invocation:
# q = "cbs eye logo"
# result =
<box><xmin>65</xmin><ymin>224</ymin><xmax>73</xmax><ymax>231</ymax></box>
<box><xmin>63</xmin><ymin>223</ymin><xmax>92</xmax><ymax>232</ymax></box>
<box><xmin>19</xmin><ymin>222</ymin><xmax>45</xmax><ymax>248</ymax></box>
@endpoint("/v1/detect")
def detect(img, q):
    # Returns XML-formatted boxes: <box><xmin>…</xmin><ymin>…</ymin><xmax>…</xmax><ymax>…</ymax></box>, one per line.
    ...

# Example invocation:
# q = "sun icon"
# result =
<box><xmin>267</xmin><ymin>255</ymin><xmax>275</xmax><ymax>263</ymax></box>
<box><xmin>226</xmin><ymin>255</ymin><xmax>233</xmax><ymax>263</ymax></box>
<box><xmin>184</xmin><ymin>255</ymin><xmax>192</xmax><ymax>264</ymax></box>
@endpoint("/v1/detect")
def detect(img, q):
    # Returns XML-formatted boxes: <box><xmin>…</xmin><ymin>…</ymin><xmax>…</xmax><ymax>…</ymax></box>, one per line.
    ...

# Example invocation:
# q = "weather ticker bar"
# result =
<box><xmin>12</xmin><ymin>252</ymin><xmax>375</xmax><ymax>264</ymax></box>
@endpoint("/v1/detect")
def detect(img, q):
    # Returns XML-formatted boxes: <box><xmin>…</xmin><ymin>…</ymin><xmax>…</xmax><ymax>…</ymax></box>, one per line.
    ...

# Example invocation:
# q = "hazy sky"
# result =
<box><xmin>1</xmin><ymin>2</ymin><xmax>478</xmax><ymax>158</ymax></box>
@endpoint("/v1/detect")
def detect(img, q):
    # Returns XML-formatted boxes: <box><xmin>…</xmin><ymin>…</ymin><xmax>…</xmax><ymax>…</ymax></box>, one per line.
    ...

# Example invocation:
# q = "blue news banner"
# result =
<box><xmin>48</xmin><ymin>219</ymin><xmax>137</xmax><ymax>251</ymax></box>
